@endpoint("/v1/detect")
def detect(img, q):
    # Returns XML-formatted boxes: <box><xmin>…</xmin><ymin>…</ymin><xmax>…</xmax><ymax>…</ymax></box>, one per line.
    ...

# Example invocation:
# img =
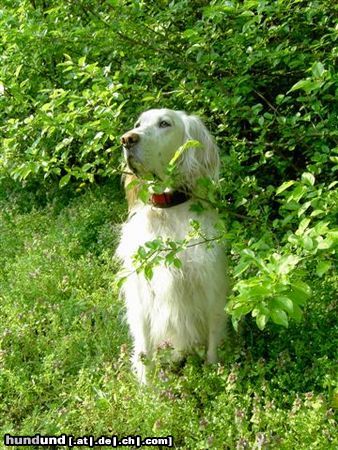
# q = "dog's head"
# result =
<box><xmin>120</xmin><ymin>109</ymin><xmax>219</xmax><ymax>189</ymax></box>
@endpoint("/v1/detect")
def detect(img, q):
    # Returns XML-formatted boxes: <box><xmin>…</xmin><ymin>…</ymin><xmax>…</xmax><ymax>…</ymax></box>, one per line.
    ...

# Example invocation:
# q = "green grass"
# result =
<box><xmin>0</xmin><ymin>181</ymin><xmax>337</xmax><ymax>449</ymax></box>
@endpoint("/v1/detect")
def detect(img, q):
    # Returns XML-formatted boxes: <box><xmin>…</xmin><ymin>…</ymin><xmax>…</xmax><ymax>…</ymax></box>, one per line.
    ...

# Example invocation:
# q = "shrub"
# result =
<box><xmin>0</xmin><ymin>0</ymin><xmax>336</xmax><ymax>328</ymax></box>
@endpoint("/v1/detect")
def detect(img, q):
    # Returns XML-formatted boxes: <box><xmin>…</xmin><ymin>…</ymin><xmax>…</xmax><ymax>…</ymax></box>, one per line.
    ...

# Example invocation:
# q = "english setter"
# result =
<box><xmin>117</xmin><ymin>109</ymin><xmax>228</xmax><ymax>383</ymax></box>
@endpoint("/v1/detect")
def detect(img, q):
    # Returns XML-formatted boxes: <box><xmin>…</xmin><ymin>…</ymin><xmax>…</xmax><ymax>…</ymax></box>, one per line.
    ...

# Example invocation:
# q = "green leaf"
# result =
<box><xmin>288</xmin><ymin>184</ymin><xmax>306</xmax><ymax>203</ymax></box>
<box><xmin>169</xmin><ymin>140</ymin><xmax>201</xmax><ymax>166</ymax></box>
<box><xmin>231</xmin><ymin>303</ymin><xmax>253</xmax><ymax>318</ymax></box>
<box><xmin>276</xmin><ymin>180</ymin><xmax>296</xmax><ymax>195</ymax></box>
<box><xmin>316</xmin><ymin>260</ymin><xmax>332</xmax><ymax>277</ymax></box>
<box><xmin>296</xmin><ymin>218</ymin><xmax>311</xmax><ymax>236</ymax></box>
<box><xmin>248</xmin><ymin>284</ymin><xmax>272</xmax><ymax>297</ymax></box>
<box><xmin>59</xmin><ymin>173</ymin><xmax>71</xmax><ymax>188</ymax></box>
<box><xmin>138</xmin><ymin>186</ymin><xmax>150</xmax><ymax>204</ymax></box>
<box><xmin>271</xmin><ymin>296</ymin><xmax>294</xmax><ymax>315</ymax></box>
<box><xmin>173</xmin><ymin>258</ymin><xmax>182</xmax><ymax>269</ymax></box>
<box><xmin>256</xmin><ymin>314</ymin><xmax>268</xmax><ymax>330</ymax></box>
<box><xmin>270</xmin><ymin>309</ymin><xmax>289</xmax><ymax>328</ymax></box>
<box><xmin>301</xmin><ymin>172</ymin><xmax>315</xmax><ymax>186</ymax></box>
<box><xmin>144</xmin><ymin>265</ymin><xmax>153</xmax><ymax>280</ymax></box>
<box><xmin>142</xmin><ymin>95</ymin><xmax>156</xmax><ymax>102</ymax></box>
<box><xmin>297</xmin><ymin>201</ymin><xmax>311</xmax><ymax>217</ymax></box>
<box><xmin>82</xmin><ymin>163</ymin><xmax>92</xmax><ymax>172</ymax></box>
<box><xmin>328</xmin><ymin>230</ymin><xmax>338</xmax><ymax>244</ymax></box>
<box><xmin>136</xmin><ymin>246</ymin><xmax>147</xmax><ymax>258</ymax></box>
<box><xmin>289</xmin><ymin>281</ymin><xmax>311</xmax><ymax>305</ymax></box>
<box><xmin>317</xmin><ymin>238</ymin><xmax>334</xmax><ymax>250</ymax></box>
<box><xmin>328</xmin><ymin>181</ymin><xmax>338</xmax><ymax>190</ymax></box>
<box><xmin>233</xmin><ymin>261</ymin><xmax>251</xmax><ymax>277</ymax></box>
<box><xmin>276</xmin><ymin>254</ymin><xmax>300</xmax><ymax>274</ymax></box>
<box><xmin>231</xmin><ymin>316</ymin><xmax>239</xmax><ymax>332</ymax></box>
<box><xmin>21</xmin><ymin>166</ymin><xmax>32</xmax><ymax>180</ymax></box>
<box><xmin>311</xmin><ymin>62</ymin><xmax>325</xmax><ymax>78</ymax></box>
<box><xmin>292</xmin><ymin>303</ymin><xmax>303</xmax><ymax>322</ymax></box>
<box><xmin>14</xmin><ymin>64</ymin><xmax>23</xmax><ymax>78</ymax></box>
<box><xmin>145</xmin><ymin>239</ymin><xmax>162</xmax><ymax>250</ymax></box>
<box><xmin>302</xmin><ymin>235</ymin><xmax>314</xmax><ymax>251</ymax></box>
<box><xmin>78</xmin><ymin>56</ymin><xmax>86</xmax><ymax>66</ymax></box>
<box><xmin>252</xmin><ymin>303</ymin><xmax>270</xmax><ymax>318</ymax></box>
<box><xmin>288</xmin><ymin>78</ymin><xmax>323</xmax><ymax>93</ymax></box>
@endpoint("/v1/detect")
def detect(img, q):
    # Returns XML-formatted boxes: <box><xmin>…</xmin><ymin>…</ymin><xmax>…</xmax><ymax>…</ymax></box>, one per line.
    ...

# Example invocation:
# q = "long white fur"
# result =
<box><xmin>117</xmin><ymin>109</ymin><xmax>228</xmax><ymax>383</ymax></box>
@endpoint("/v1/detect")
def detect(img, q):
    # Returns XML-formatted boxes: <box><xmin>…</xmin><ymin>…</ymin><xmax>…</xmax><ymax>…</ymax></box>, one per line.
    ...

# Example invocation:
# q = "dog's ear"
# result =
<box><xmin>178</xmin><ymin>114</ymin><xmax>220</xmax><ymax>188</ymax></box>
<box><xmin>123</xmin><ymin>172</ymin><xmax>139</xmax><ymax>210</ymax></box>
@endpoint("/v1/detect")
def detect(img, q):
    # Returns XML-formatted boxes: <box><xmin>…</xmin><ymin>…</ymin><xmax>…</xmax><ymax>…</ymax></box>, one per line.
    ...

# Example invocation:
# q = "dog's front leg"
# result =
<box><xmin>131</xmin><ymin>341</ymin><xmax>151</xmax><ymax>384</ymax></box>
<box><xmin>128</xmin><ymin>314</ymin><xmax>153</xmax><ymax>384</ymax></box>
<box><xmin>206</xmin><ymin>312</ymin><xmax>227</xmax><ymax>364</ymax></box>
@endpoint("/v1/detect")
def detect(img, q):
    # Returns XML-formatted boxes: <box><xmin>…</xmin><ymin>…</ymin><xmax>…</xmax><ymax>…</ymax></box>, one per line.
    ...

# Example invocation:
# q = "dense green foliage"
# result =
<box><xmin>0</xmin><ymin>1</ymin><xmax>337</xmax><ymax>447</ymax></box>
<box><xmin>2</xmin><ymin>0</ymin><xmax>336</xmax><ymax>328</ymax></box>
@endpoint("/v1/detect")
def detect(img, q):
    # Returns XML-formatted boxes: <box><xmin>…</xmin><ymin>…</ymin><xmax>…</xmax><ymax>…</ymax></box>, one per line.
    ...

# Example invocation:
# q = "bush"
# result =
<box><xmin>0</xmin><ymin>0</ymin><xmax>337</xmax><ymax>328</ymax></box>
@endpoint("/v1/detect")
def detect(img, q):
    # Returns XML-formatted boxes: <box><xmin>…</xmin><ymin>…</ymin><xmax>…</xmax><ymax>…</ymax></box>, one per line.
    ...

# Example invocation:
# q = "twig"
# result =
<box><xmin>191</xmin><ymin>194</ymin><xmax>254</xmax><ymax>221</ymax></box>
<box><xmin>253</xmin><ymin>89</ymin><xmax>279</xmax><ymax>114</ymax></box>
<box><xmin>119</xmin><ymin>234</ymin><xmax>225</xmax><ymax>282</ymax></box>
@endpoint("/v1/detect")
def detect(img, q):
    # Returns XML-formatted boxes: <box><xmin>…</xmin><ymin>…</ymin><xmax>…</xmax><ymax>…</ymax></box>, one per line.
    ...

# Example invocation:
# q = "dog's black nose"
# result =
<box><xmin>121</xmin><ymin>131</ymin><xmax>140</xmax><ymax>149</ymax></box>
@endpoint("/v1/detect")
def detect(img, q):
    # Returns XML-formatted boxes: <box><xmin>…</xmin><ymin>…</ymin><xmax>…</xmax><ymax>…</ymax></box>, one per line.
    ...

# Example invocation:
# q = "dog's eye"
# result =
<box><xmin>159</xmin><ymin>120</ymin><xmax>171</xmax><ymax>128</ymax></box>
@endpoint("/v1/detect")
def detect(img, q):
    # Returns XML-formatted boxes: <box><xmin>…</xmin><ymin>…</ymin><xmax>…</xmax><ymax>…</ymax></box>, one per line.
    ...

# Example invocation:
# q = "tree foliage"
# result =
<box><xmin>0</xmin><ymin>0</ymin><xmax>337</xmax><ymax>329</ymax></box>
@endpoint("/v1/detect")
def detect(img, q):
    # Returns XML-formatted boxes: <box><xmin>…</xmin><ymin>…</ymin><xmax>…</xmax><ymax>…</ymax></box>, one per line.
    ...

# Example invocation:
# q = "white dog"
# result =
<box><xmin>117</xmin><ymin>109</ymin><xmax>228</xmax><ymax>383</ymax></box>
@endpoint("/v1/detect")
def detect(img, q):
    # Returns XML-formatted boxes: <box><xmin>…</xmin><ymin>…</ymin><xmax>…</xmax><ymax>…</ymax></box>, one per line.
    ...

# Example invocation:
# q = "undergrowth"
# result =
<box><xmin>0</xmin><ymin>181</ymin><xmax>336</xmax><ymax>449</ymax></box>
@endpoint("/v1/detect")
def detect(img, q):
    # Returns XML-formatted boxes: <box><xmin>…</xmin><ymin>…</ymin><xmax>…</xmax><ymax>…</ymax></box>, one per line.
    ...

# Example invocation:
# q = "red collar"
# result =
<box><xmin>151</xmin><ymin>191</ymin><xmax>190</xmax><ymax>208</ymax></box>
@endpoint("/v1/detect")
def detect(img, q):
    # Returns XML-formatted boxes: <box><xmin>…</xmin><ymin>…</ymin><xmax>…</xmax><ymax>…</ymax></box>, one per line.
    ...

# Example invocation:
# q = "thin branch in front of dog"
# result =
<box><xmin>116</xmin><ymin>232</ymin><xmax>224</xmax><ymax>286</ymax></box>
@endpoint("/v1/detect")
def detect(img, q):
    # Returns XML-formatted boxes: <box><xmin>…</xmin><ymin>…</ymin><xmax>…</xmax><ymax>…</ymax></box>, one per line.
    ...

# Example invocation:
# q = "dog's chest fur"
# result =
<box><xmin>117</xmin><ymin>201</ymin><xmax>227</xmax><ymax>350</ymax></box>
